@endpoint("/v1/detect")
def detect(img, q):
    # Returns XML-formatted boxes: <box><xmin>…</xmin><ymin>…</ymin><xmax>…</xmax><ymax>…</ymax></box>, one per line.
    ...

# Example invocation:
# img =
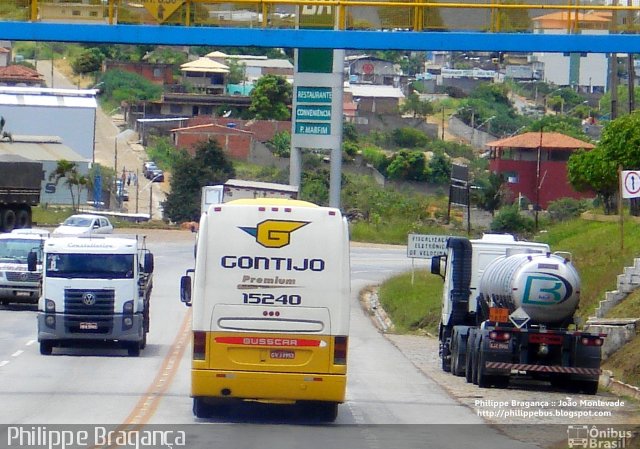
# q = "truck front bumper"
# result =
<box><xmin>0</xmin><ymin>284</ymin><xmax>40</xmax><ymax>303</ymax></box>
<box><xmin>37</xmin><ymin>312</ymin><xmax>143</xmax><ymax>342</ymax></box>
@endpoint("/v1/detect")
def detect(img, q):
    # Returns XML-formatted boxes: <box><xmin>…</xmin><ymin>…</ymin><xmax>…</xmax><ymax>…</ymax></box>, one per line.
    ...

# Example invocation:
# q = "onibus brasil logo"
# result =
<box><xmin>240</xmin><ymin>220</ymin><xmax>309</xmax><ymax>248</ymax></box>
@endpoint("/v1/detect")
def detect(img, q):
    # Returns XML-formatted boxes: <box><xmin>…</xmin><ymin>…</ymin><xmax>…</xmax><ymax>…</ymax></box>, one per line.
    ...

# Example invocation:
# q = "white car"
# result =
<box><xmin>52</xmin><ymin>214</ymin><xmax>114</xmax><ymax>236</ymax></box>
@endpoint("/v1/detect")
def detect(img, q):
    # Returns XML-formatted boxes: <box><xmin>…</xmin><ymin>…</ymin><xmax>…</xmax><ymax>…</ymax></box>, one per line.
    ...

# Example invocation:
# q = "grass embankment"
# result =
<box><xmin>377</xmin><ymin>218</ymin><xmax>640</xmax><ymax>387</ymax></box>
<box><xmin>32</xmin><ymin>206</ymin><xmax>175</xmax><ymax>230</ymax></box>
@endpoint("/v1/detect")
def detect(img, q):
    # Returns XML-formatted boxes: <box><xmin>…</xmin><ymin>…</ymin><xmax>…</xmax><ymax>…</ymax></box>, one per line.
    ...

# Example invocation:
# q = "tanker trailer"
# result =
<box><xmin>432</xmin><ymin>234</ymin><xmax>604</xmax><ymax>394</ymax></box>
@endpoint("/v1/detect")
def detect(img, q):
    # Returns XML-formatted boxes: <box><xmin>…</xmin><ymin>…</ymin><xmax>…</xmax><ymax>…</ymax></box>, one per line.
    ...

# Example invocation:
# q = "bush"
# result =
<box><xmin>391</xmin><ymin>127</ymin><xmax>429</xmax><ymax>148</ymax></box>
<box><xmin>547</xmin><ymin>198</ymin><xmax>589</xmax><ymax>222</ymax></box>
<box><xmin>490</xmin><ymin>204</ymin><xmax>535</xmax><ymax>236</ymax></box>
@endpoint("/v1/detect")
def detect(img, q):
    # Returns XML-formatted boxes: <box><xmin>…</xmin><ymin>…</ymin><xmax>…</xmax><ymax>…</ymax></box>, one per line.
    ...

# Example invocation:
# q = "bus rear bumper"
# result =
<box><xmin>192</xmin><ymin>369</ymin><xmax>346</xmax><ymax>403</ymax></box>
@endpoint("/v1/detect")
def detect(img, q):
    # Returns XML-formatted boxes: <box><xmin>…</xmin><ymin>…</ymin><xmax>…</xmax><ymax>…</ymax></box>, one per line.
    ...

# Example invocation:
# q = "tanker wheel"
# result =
<box><xmin>0</xmin><ymin>208</ymin><xmax>16</xmax><ymax>232</ymax></box>
<box><xmin>465</xmin><ymin>346</ymin><xmax>474</xmax><ymax>383</ymax></box>
<box><xmin>15</xmin><ymin>208</ymin><xmax>30</xmax><ymax>229</ymax></box>
<box><xmin>451</xmin><ymin>332</ymin><xmax>465</xmax><ymax>377</ymax></box>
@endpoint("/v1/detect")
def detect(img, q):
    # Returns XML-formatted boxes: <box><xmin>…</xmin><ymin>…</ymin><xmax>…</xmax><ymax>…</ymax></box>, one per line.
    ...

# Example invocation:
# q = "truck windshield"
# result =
<box><xmin>46</xmin><ymin>254</ymin><xmax>134</xmax><ymax>279</ymax></box>
<box><xmin>0</xmin><ymin>239</ymin><xmax>44</xmax><ymax>263</ymax></box>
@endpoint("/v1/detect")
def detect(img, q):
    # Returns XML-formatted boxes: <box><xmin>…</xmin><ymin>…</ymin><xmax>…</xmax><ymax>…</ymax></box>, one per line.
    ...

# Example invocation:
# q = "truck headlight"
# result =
<box><xmin>45</xmin><ymin>299</ymin><xmax>55</xmax><ymax>312</ymax></box>
<box><xmin>123</xmin><ymin>300</ymin><xmax>134</xmax><ymax>314</ymax></box>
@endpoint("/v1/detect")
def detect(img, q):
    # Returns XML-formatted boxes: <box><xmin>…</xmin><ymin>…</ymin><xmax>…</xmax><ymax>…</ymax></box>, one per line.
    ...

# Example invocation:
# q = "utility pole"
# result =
<box><xmin>610</xmin><ymin>0</ymin><xmax>619</xmax><ymax>120</ymax></box>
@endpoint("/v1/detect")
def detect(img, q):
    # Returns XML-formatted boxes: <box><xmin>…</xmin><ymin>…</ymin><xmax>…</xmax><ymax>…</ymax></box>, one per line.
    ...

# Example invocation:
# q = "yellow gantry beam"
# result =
<box><xmin>26</xmin><ymin>0</ymin><xmax>640</xmax><ymax>32</ymax></box>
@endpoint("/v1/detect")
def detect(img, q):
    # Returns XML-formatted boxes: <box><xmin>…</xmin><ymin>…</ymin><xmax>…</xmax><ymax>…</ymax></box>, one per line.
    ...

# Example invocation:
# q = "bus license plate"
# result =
<box><xmin>80</xmin><ymin>322</ymin><xmax>98</xmax><ymax>330</ymax></box>
<box><xmin>270</xmin><ymin>350</ymin><xmax>295</xmax><ymax>360</ymax></box>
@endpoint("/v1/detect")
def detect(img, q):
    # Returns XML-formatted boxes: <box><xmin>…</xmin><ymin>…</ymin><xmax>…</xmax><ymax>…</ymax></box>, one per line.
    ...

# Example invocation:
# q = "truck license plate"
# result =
<box><xmin>80</xmin><ymin>322</ymin><xmax>98</xmax><ymax>330</ymax></box>
<box><xmin>270</xmin><ymin>350</ymin><xmax>295</xmax><ymax>360</ymax></box>
<box><xmin>15</xmin><ymin>291</ymin><xmax>30</xmax><ymax>297</ymax></box>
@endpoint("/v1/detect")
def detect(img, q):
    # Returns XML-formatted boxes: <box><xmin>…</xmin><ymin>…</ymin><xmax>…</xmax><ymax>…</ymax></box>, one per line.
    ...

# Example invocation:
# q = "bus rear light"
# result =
<box><xmin>262</xmin><ymin>311</ymin><xmax>281</xmax><ymax>317</ymax></box>
<box><xmin>334</xmin><ymin>336</ymin><xmax>348</xmax><ymax>365</ymax></box>
<box><xmin>259</xmin><ymin>207</ymin><xmax>266</xmax><ymax>211</ymax></box>
<box><xmin>304</xmin><ymin>377</ymin><xmax>324</xmax><ymax>382</ymax></box>
<box><xmin>193</xmin><ymin>331</ymin><xmax>206</xmax><ymax>360</ymax></box>
<box><xmin>213</xmin><ymin>207</ymin><xmax>222</xmax><ymax>212</ymax></box>
<box><xmin>285</xmin><ymin>208</ymin><xmax>292</xmax><ymax>212</ymax></box>
<box><xmin>329</xmin><ymin>211</ymin><xmax>336</xmax><ymax>216</ymax></box>
<box><xmin>272</xmin><ymin>208</ymin><xmax>278</xmax><ymax>212</ymax></box>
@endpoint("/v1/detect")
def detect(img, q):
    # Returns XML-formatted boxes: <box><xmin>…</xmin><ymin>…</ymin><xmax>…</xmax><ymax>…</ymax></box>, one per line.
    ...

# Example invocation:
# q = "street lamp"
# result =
<box><xmin>140</xmin><ymin>173</ymin><xmax>163</xmax><ymax>220</ymax></box>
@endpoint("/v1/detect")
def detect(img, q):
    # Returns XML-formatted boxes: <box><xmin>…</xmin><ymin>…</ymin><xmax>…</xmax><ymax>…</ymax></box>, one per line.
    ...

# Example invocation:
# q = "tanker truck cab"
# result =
<box><xmin>433</xmin><ymin>234</ymin><xmax>604</xmax><ymax>394</ymax></box>
<box><xmin>180</xmin><ymin>198</ymin><xmax>350</xmax><ymax>421</ymax></box>
<box><xmin>37</xmin><ymin>235</ymin><xmax>154</xmax><ymax>356</ymax></box>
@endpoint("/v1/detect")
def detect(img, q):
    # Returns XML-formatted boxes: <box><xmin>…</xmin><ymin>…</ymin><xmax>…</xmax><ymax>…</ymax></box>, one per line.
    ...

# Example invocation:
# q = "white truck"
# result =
<box><xmin>180</xmin><ymin>198</ymin><xmax>350</xmax><ymax>421</ymax></box>
<box><xmin>201</xmin><ymin>179</ymin><xmax>299</xmax><ymax>215</ymax></box>
<box><xmin>0</xmin><ymin>229</ymin><xmax>49</xmax><ymax>305</ymax></box>
<box><xmin>432</xmin><ymin>234</ymin><xmax>604</xmax><ymax>394</ymax></box>
<box><xmin>35</xmin><ymin>234</ymin><xmax>154</xmax><ymax>356</ymax></box>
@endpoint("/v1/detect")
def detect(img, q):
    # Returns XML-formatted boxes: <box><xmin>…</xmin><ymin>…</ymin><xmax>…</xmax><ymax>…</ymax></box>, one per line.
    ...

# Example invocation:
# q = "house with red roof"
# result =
<box><xmin>486</xmin><ymin>132</ymin><xmax>595</xmax><ymax>209</ymax></box>
<box><xmin>0</xmin><ymin>65</ymin><xmax>45</xmax><ymax>87</ymax></box>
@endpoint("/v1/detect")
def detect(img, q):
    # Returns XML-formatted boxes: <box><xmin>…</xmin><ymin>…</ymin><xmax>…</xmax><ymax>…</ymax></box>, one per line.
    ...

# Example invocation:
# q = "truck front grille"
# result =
<box><xmin>6</xmin><ymin>271</ymin><xmax>41</xmax><ymax>282</ymax></box>
<box><xmin>64</xmin><ymin>289</ymin><xmax>115</xmax><ymax>315</ymax></box>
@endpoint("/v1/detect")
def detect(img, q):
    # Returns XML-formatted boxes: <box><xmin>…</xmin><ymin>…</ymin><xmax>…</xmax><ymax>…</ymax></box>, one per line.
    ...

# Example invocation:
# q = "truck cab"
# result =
<box><xmin>0</xmin><ymin>229</ymin><xmax>49</xmax><ymax>305</ymax></box>
<box><xmin>37</xmin><ymin>234</ymin><xmax>154</xmax><ymax>356</ymax></box>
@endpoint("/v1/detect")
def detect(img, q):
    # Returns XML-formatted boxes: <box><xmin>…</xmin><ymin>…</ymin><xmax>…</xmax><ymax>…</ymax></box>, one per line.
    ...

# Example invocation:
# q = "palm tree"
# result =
<box><xmin>49</xmin><ymin>160</ymin><xmax>88</xmax><ymax>212</ymax></box>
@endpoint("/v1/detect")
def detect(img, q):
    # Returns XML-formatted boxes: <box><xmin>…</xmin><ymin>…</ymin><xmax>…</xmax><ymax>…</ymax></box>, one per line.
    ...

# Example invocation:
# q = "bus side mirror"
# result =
<box><xmin>431</xmin><ymin>255</ymin><xmax>446</xmax><ymax>280</ymax></box>
<box><xmin>27</xmin><ymin>252</ymin><xmax>37</xmax><ymax>272</ymax></box>
<box><xmin>180</xmin><ymin>271</ymin><xmax>193</xmax><ymax>307</ymax></box>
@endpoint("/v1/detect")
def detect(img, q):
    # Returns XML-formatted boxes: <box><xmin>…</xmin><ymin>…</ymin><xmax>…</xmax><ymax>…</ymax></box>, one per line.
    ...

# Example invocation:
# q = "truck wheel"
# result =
<box><xmin>465</xmin><ymin>346</ymin><xmax>474</xmax><ymax>383</ymax></box>
<box><xmin>15</xmin><ymin>209</ymin><xmax>30</xmax><ymax>229</ymax></box>
<box><xmin>127</xmin><ymin>342</ymin><xmax>141</xmax><ymax>357</ymax></box>
<box><xmin>451</xmin><ymin>332</ymin><xmax>465</xmax><ymax>377</ymax></box>
<box><xmin>139</xmin><ymin>332</ymin><xmax>147</xmax><ymax>350</ymax></box>
<box><xmin>441</xmin><ymin>344</ymin><xmax>451</xmax><ymax>373</ymax></box>
<box><xmin>476</xmin><ymin>349</ymin><xmax>492</xmax><ymax>388</ymax></box>
<box><xmin>40</xmin><ymin>341</ymin><xmax>53</xmax><ymax>355</ymax></box>
<box><xmin>576</xmin><ymin>380</ymin><xmax>599</xmax><ymax>395</ymax></box>
<box><xmin>0</xmin><ymin>208</ymin><xmax>16</xmax><ymax>232</ymax></box>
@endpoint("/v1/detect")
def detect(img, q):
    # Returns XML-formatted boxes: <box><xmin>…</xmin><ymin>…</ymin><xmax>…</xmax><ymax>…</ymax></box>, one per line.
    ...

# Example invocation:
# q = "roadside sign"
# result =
<box><xmin>509</xmin><ymin>307</ymin><xmax>531</xmax><ymax>329</ymax></box>
<box><xmin>621</xmin><ymin>170</ymin><xmax>640</xmax><ymax>198</ymax></box>
<box><xmin>407</xmin><ymin>234</ymin><xmax>450</xmax><ymax>259</ymax></box>
<box><xmin>141</xmin><ymin>0</ymin><xmax>185</xmax><ymax>23</ymax></box>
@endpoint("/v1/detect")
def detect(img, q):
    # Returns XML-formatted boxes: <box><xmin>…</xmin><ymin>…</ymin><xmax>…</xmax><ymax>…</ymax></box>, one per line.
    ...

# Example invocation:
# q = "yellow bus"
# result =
<box><xmin>180</xmin><ymin>198</ymin><xmax>350</xmax><ymax>421</ymax></box>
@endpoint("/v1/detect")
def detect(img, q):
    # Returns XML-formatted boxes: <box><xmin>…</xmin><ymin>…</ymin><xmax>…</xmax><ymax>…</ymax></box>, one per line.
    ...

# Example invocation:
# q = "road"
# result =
<box><xmin>0</xmin><ymin>233</ymin><xmax>541</xmax><ymax>449</ymax></box>
<box><xmin>35</xmin><ymin>60</ymin><xmax>166</xmax><ymax>219</ymax></box>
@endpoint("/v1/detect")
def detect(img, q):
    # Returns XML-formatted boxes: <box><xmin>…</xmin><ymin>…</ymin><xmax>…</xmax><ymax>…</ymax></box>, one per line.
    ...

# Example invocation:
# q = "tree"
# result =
<box><xmin>567</xmin><ymin>148</ymin><xmax>617</xmax><ymax>214</ymax></box>
<box><xmin>386</xmin><ymin>150</ymin><xmax>428</xmax><ymax>181</ymax></box>
<box><xmin>71</xmin><ymin>47</ymin><xmax>104</xmax><ymax>75</ymax></box>
<box><xmin>162</xmin><ymin>139</ymin><xmax>235</xmax><ymax>222</ymax></box>
<box><xmin>473</xmin><ymin>172</ymin><xmax>509</xmax><ymax>216</ymax></box>
<box><xmin>269</xmin><ymin>131</ymin><xmax>291</xmax><ymax>158</ymax></box>
<box><xmin>400</xmin><ymin>92</ymin><xmax>434</xmax><ymax>118</ymax></box>
<box><xmin>49</xmin><ymin>160</ymin><xmax>88</xmax><ymax>212</ymax></box>
<box><xmin>426</xmin><ymin>150</ymin><xmax>451</xmax><ymax>185</ymax></box>
<box><xmin>249</xmin><ymin>74</ymin><xmax>292</xmax><ymax>120</ymax></box>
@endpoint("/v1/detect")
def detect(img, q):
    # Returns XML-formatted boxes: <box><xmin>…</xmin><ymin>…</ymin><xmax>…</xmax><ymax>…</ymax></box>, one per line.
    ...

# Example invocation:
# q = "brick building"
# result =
<box><xmin>486</xmin><ymin>132</ymin><xmax>595</xmax><ymax>208</ymax></box>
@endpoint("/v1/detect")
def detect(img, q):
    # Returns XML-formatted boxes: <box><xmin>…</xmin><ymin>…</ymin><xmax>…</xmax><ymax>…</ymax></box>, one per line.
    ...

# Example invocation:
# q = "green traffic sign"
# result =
<box><xmin>296</xmin><ymin>87</ymin><xmax>332</xmax><ymax>103</ymax></box>
<box><xmin>295</xmin><ymin>105</ymin><xmax>332</xmax><ymax>121</ymax></box>
<box><xmin>295</xmin><ymin>122</ymin><xmax>331</xmax><ymax>135</ymax></box>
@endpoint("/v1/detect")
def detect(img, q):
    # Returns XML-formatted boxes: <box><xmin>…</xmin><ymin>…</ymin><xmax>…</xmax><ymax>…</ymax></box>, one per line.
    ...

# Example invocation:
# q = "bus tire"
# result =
<box><xmin>304</xmin><ymin>401</ymin><xmax>338</xmax><ymax>422</ymax></box>
<box><xmin>193</xmin><ymin>398</ymin><xmax>211</xmax><ymax>418</ymax></box>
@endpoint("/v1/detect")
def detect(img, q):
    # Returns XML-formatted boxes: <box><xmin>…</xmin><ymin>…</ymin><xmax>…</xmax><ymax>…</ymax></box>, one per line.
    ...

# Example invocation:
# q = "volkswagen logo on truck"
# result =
<box><xmin>82</xmin><ymin>292</ymin><xmax>96</xmax><ymax>306</ymax></box>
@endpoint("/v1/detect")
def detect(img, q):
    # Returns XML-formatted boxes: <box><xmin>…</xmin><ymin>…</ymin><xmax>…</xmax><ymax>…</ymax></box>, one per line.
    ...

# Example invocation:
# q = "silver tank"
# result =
<box><xmin>478</xmin><ymin>252</ymin><xmax>581</xmax><ymax>325</ymax></box>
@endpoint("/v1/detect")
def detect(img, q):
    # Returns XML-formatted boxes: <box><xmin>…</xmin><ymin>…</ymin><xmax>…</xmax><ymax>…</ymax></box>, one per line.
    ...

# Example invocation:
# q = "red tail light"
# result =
<box><xmin>334</xmin><ymin>336</ymin><xmax>348</xmax><ymax>365</ymax></box>
<box><xmin>193</xmin><ymin>331</ymin><xmax>206</xmax><ymax>360</ymax></box>
<box><xmin>581</xmin><ymin>337</ymin><xmax>604</xmax><ymax>347</ymax></box>
<box><xmin>489</xmin><ymin>331</ymin><xmax>511</xmax><ymax>342</ymax></box>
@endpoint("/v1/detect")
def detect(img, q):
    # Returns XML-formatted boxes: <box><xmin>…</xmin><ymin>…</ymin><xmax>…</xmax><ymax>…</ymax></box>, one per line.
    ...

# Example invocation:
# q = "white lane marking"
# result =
<box><xmin>0</xmin><ymin>361</ymin><xmax>9</xmax><ymax>367</ymax></box>
<box><xmin>26</xmin><ymin>340</ymin><xmax>36</xmax><ymax>346</ymax></box>
<box><xmin>12</xmin><ymin>350</ymin><xmax>24</xmax><ymax>357</ymax></box>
